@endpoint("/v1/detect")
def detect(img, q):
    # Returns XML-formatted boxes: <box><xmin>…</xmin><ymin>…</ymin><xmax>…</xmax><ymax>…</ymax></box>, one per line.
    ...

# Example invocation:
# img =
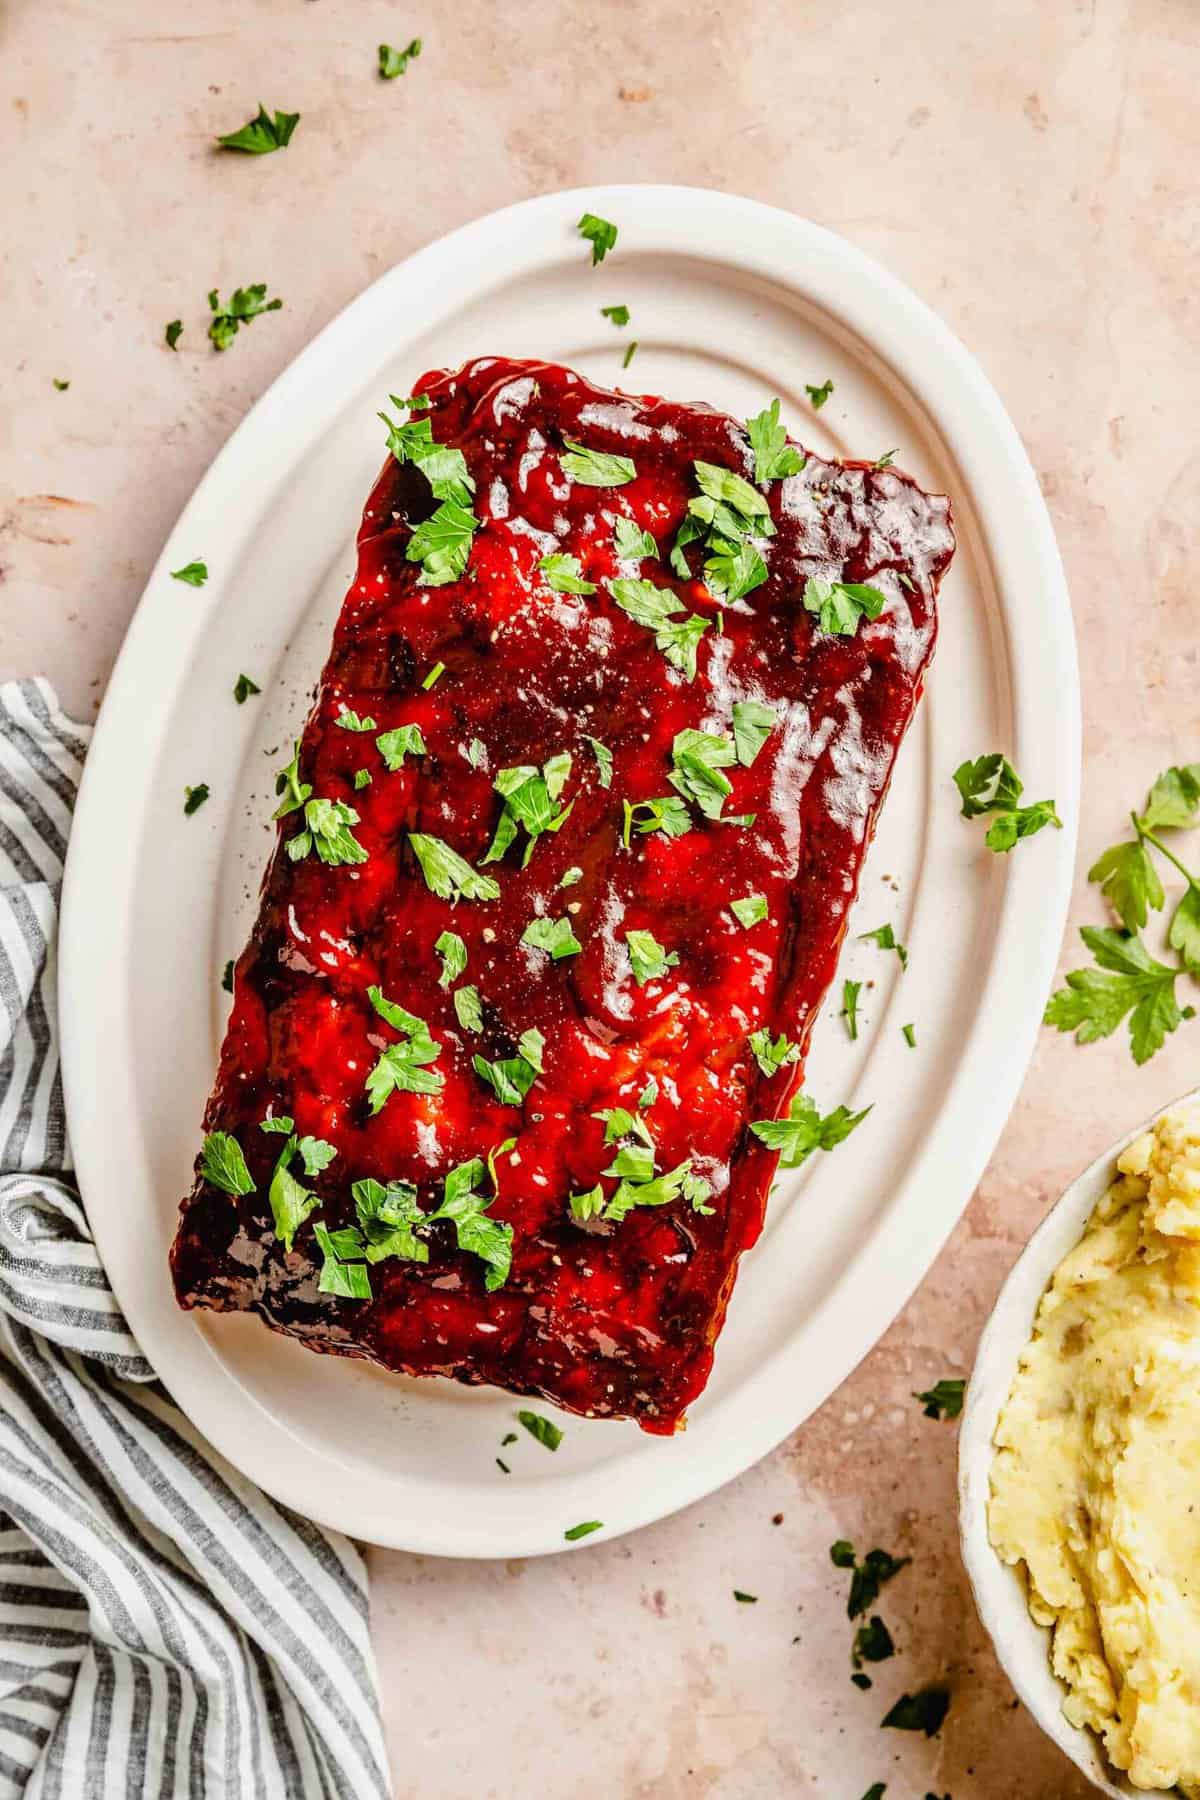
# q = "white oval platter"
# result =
<box><xmin>59</xmin><ymin>185</ymin><xmax>1079</xmax><ymax>1556</ymax></box>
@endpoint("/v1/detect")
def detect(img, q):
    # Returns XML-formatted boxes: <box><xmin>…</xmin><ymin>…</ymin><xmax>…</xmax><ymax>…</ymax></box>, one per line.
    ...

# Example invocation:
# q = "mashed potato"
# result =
<box><xmin>990</xmin><ymin>1102</ymin><xmax>1200</xmax><ymax>1795</ymax></box>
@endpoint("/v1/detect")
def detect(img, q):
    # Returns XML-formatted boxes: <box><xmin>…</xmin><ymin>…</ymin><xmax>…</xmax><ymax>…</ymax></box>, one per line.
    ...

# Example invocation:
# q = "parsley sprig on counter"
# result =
<box><xmin>378</xmin><ymin>38</ymin><xmax>421</xmax><ymax>78</ymax></box>
<box><xmin>1046</xmin><ymin>762</ymin><xmax>1200</xmax><ymax>1063</ymax></box>
<box><xmin>215</xmin><ymin>104</ymin><xmax>300</xmax><ymax>154</ymax></box>
<box><xmin>954</xmin><ymin>752</ymin><xmax>1061</xmax><ymax>851</ymax></box>
<box><xmin>207</xmin><ymin>283</ymin><xmax>282</xmax><ymax>352</ymax></box>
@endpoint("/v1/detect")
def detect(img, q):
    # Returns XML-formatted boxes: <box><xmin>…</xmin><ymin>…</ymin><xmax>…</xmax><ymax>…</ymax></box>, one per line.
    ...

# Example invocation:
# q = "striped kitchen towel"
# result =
<box><xmin>0</xmin><ymin>679</ymin><xmax>391</xmax><ymax>1799</ymax></box>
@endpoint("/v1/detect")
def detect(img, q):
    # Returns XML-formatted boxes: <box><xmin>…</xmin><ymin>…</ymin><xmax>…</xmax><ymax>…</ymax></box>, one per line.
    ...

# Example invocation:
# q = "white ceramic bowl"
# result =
<box><xmin>958</xmin><ymin>1090</ymin><xmax>1200</xmax><ymax>1798</ymax></box>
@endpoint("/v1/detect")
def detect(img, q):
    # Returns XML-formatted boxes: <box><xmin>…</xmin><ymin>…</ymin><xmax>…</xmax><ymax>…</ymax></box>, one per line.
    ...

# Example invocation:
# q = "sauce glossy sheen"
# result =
<box><xmin>171</xmin><ymin>357</ymin><xmax>955</xmax><ymax>1432</ymax></box>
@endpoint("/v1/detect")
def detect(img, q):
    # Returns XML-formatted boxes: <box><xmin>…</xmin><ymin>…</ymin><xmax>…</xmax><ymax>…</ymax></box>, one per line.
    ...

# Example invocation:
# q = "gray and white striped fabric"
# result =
<box><xmin>0</xmin><ymin>679</ymin><xmax>391</xmax><ymax>1799</ymax></box>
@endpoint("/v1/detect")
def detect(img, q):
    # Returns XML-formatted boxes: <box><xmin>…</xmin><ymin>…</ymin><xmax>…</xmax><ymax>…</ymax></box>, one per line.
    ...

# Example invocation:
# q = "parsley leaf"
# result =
<box><xmin>165</xmin><ymin>320</ymin><xmax>183</xmax><ymax>350</ymax></box>
<box><xmin>406</xmin><ymin>499</ymin><xmax>479</xmax><ymax>587</ymax></box>
<box><xmin>378</xmin><ymin>38</ymin><xmax>421</xmax><ymax>78</ymax></box>
<box><xmin>215</xmin><ymin>104</ymin><xmax>300</xmax><ymax>154</ymax></box>
<box><xmin>733</xmin><ymin>1590</ymin><xmax>758</xmax><ymax>1604</ymax></box>
<box><xmin>622</xmin><ymin>341</ymin><xmax>638</xmax><ymax>370</ymax></box>
<box><xmin>376</xmin><ymin>723</ymin><xmax>426</xmax><ymax>770</ymax></box>
<box><xmin>466</xmin><ymin>737</ymin><xmax>487</xmax><ymax>770</ymax></box>
<box><xmin>272</xmin><ymin>742</ymin><xmax>311</xmax><ymax>817</ymax></box>
<box><xmin>207</xmin><ymin>283</ymin><xmax>282</xmax><ymax>351</ymax></box>
<box><xmin>52</xmin><ymin>377</ymin><xmax>69</xmax><ymax>391</ymax></box>
<box><xmin>841</xmin><ymin>978</ymin><xmax>861</xmax><ymax>1038</ymax></box>
<box><xmin>745</xmin><ymin>399</ymin><xmax>805</xmax><ymax>482</ymax></box>
<box><xmin>858</xmin><ymin>922</ymin><xmax>908</xmax><ymax>968</ymax></box>
<box><xmin>184</xmin><ymin>783</ymin><xmax>210</xmax><ymax>815</ymax></box>
<box><xmin>379</xmin><ymin>400</ymin><xmax>475</xmax><ymax>506</ymax></box>
<box><xmin>426</xmin><ymin>1156</ymin><xmax>513</xmax><ymax>1290</ymax></box>
<box><xmin>540</xmin><ymin>553</ymin><xmax>596</xmax><ymax>594</ymax></box>
<box><xmin>233</xmin><ymin>673</ymin><xmax>261</xmax><ymax>704</ymax></box>
<box><xmin>750</xmin><ymin>1092</ymin><xmax>871</xmax><ymax>1168</ymax></box>
<box><xmin>577</xmin><ymin>212</ymin><xmax>618</xmax><ymax>264</ymax></box>
<box><xmin>1140</xmin><ymin>762</ymin><xmax>1200</xmax><ymax>831</ymax></box>
<box><xmin>267</xmin><ymin>1136</ymin><xmax>319</xmax><ymax>1252</ymax></box>
<box><xmin>600</xmin><ymin>304</ymin><xmax>630</xmax><ymax>326</ymax></box>
<box><xmin>409</xmin><ymin>833</ymin><xmax>500</xmax><ymax>902</ymax></box>
<box><xmin>259</xmin><ymin>1115</ymin><xmax>294</xmax><ymax>1135</ymax></box>
<box><xmin>518</xmin><ymin>1410</ymin><xmax>563</xmax><ymax>1451</ymax></box>
<box><xmin>860</xmin><ymin>1787</ymin><xmax>887</xmax><ymax>1800</ymax></box>
<box><xmin>622</xmin><ymin>795</ymin><xmax>693</xmax><ymax>845</ymax></box>
<box><xmin>454</xmin><ymin>984</ymin><xmax>483</xmax><ymax>1033</ymax></box>
<box><xmin>569</xmin><ymin>1184</ymin><xmax>605</xmax><ymax>1222</ymax></box>
<box><xmin>613</xmin><ymin>516</ymin><xmax>657</xmax><ymax>561</ymax></box>
<box><xmin>561</xmin><ymin>439</ymin><xmax>636</xmax><ymax>486</ymax></box>
<box><xmin>626</xmin><ymin>928</ymin><xmax>678</xmax><ymax>986</ymax></box>
<box><xmin>1044</xmin><ymin>926</ymin><xmax>1186</xmax><ymax>1065</ymax></box>
<box><xmin>902</xmin><ymin>1022</ymin><xmax>916</xmax><ymax>1048</ymax></box>
<box><xmin>609</xmin><ymin>577</ymin><xmax>709</xmax><ymax>681</ymax></box>
<box><xmin>841</xmin><ymin>1546</ymin><xmax>910</xmax><ymax>1620</ymax></box>
<box><xmin>285</xmin><ymin>797</ymin><xmax>368</xmax><ymax>866</ymax></box>
<box><xmin>731</xmin><ymin>894</ymin><xmax>768</xmax><ymax>930</ymax></box>
<box><xmin>693</xmin><ymin>460</ymin><xmax>773</xmax><ymax>525</ymax></box>
<box><xmin>352</xmin><ymin>1176</ymin><xmax>426</xmax><ymax>1265</ymax></box>
<box><xmin>586</xmin><ymin>736</ymin><xmax>614</xmax><ymax>788</ymax></box>
<box><xmin>364</xmin><ymin>985</ymin><xmax>444</xmax><ymax>1111</ymax></box>
<box><xmin>874</xmin><ymin>449</ymin><xmax>898</xmax><ymax>470</ymax></box>
<box><xmin>731</xmin><ymin>699</ymin><xmax>777</xmax><ymax>767</ymax></box>
<box><xmin>953</xmin><ymin>752</ymin><xmax>1061</xmax><ymax>852</ymax></box>
<box><xmin>829</xmin><ymin>1540</ymin><xmax>857</xmax><ymax>1568</ymax></box>
<box><xmin>482</xmin><ymin>755</ymin><xmax>574</xmax><ymax>866</ymax></box>
<box><xmin>221</xmin><ymin>959</ymin><xmax>235</xmax><ymax>993</ymax></box>
<box><xmin>434</xmin><ymin>930</ymin><xmax>468</xmax><ymax>989</ymax></box>
<box><xmin>560</xmin><ymin>866</ymin><xmax>583</xmax><ymax>888</ymax></box>
<box><xmin>913</xmin><ymin>1377</ymin><xmax>965</xmax><ymax>1420</ymax></box>
<box><xmin>564</xmin><ymin>1520</ymin><xmax>603</xmax><ymax>1541</ymax></box>
<box><xmin>335</xmin><ymin>709</ymin><xmax>377</xmax><ymax>732</ymax></box>
<box><xmin>802</xmin><ymin>577</ymin><xmax>886</xmax><ymax>636</ymax></box>
<box><xmin>852</xmin><ymin>1615</ymin><xmax>894</xmax><ymax>1670</ymax></box>
<box><xmin>748</xmin><ymin>1028</ymin><xmax>799</xmax><ymax>1078</ymax></box>
<box><xmin>313</xmin><ymin>1221</ymin><xmax>372</xmax><ymax>1299</ymax></box>
<box><xmin>881</xmin><ymin>1689</ymin><xmax>950</xmax><ymax>1737</ymax></box>
<box><xmin>171</xmin><ymin>560</ymin><xmax>208</xmax><ymax>586</ymax></box>
<box><xmin>199</xmin><ymin>1131</ymin><xmax>254</xmax><ymax>1197</ymax></box>
<box><xmin>1089</xmin><ymin>837</ymin><xmax>1164</xmax><ymax>934</ymax></box>
<box><xmin>806</xmin><ymin>379</ymin><xmax>834</xmax><ymax>410</ymax></box>
<box><xmin>669</xmin><ymin>729</ymin><xmax>736</xmax><ymax>820</ymax></box>
<box><xmin>521</xmin><ymin>915</ymin><xmax>583</xmax><ymax>960</ymax></box>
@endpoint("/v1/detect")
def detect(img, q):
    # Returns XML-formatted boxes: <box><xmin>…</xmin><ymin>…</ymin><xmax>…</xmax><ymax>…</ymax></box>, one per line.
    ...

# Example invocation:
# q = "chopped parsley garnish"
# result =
<box><xmin>233</xmin><ymin>673</ymin><xmax>261</xmax><ymax>704</ymax></box>
<box><xmin>609</xmin><ymin>577</ymin><xmax>709</xmax><ymax>682</ymax></box>
<box><xmin>802</xmin><ymin>577</ymin><xmax>887</xmax><ymax>636</ymax></box>
<box><xmin>267</xmin><ymin>1135</ymin><xmax>322</xmax><ymax>1252</ymax></box>
<box><xmin>518</xmin><ymin>1410</ymin><xmax>563</xmax><ymax>1451</ymax></box>
<box><xmin>671</xmin><ymin>461</ymin><xmax>773</xmax><ymax>604</ymax></box>
<box><xmin>669</xmin><ymin>729</ymin><xmax>736</xmax><ymax>820</ymax></box>
<box><xmin>841</xmin><ymin>978</ymin><xmax>861</xmax><ymax>1039</ymax></box>
<box><xmin>751</xmin><ymin>1092</ymin><xmax>871</xmax><ymax>1168</ymax></box>
<box><xmin>731</xmin><ymin>699</ymin><xmax>777</xmax><ymax>767</ymax></box>
<box><xmin>335</xmin><ymin>709</ymin><xmax>377</xmax><ymax>732</ymax></box>
<box><xmin>434</xmin><ymin>930</ymin><xmax>468</xmax><ymax>988</ymax></box>
<box><xmin>560</xmin><ymin>866</ymin><xmax>583</xmax><ymax>888</ymax></box>
<box><xmin>639</xmin><ymin>1078</ymin><xmax>658</xmax><ymax>1108</ymax></box>
<box><xmin>831</xmin><ymin>1541</ymin><xmax>910</xmax><ymax>1620</ymax></box>
<box><xmin>569</xmin><ymin>1184</ymin><xmax>605</xmax><ymax>1222</ymax></box>
<box><xmin>184</xmin><ymin>783</ymin><xmax>210</xmax><ymax>815</ymax></box>
<box><xmin>874</xmin><ymin>449</ymin><xmax>898</xmax><ymax>469</ymax></box>
<box><xmin>586</xmin><ymin>736</ymin><xmax>614</xmax><ymax>788</ymax></box>
<box><xmin>314</xmin><ymin>1220</ymin><xmax>372</xmax><ymax>1298</ymax></box>
<box><xmin>273</xmin><ymin>742</ymin><xmax>310</xmax><ymax>815</ymax></box>
<box><xmin>600</xmin><ymin>304</ymin><xmax>630</xmax><ymax>326</ymax></box>
<box><xmin>376</xmin><ymin>723</ymin><xmax>426</xmax><ymax>770</ymax></box>
<box><xmin>731</xmin><ymin>894</ymin><xmax>768</xmax><ymax>930</ymax></box>
<box><xmin>379</xmin><ymin>398</ymin><xmax>474</xmax><ymax>506</ymax></box>
<box><xmin>522</xmin><ymin>915</ymin><xmax>583</xmax><ymax>960</ymax></box>
<box><xmin>613</xmin><ymin>516</ymin><xmax>658</xmax><ymax>561</ymax></box>
<box><xmin>466</xmin><ymin>737</ymin><xmax>487</xmax><ymax>770</ymax></box>
<box><xmin>364</xmin><ymin>986</ymin><xmax>444</xmax><ymax>1111</ymax></box>
<box><xmin>745</xmin><ymin>399</ymin><xmax>805</xmax><ymax>482</ymax></box>
<box><xmin>914</xmin><ymin>1377</ymin><xmax>965</xmax><ymax>1420</ymax></box>
<box><xmin>199</xmin><ymin>1131</ymin><xmax>254</xmax><ymax>1197</ymax></box>
<box><xmin>52</xmin><ymin>378</ymin><xmax>69</xmax><ymax>391</ymax></box>
<box><xmin>902</xmin><ymin>1022</ymin><xmax>916</xmax><ymax>1048</ymax></box>
<box><xmin>409</xmin><ymin>833</ymin><xmax>500</xmax><ymax>902</ymax></box>
<box><xmin>540</xmin><ymin>552</ymin><xmax>596</xmax><ymax>594</ymax></box>
<box><xmin>221</xmin><ymin>959</ymin><xmax>234</xmax><ymax>993</ymax></box>
<box><xmin>422</xmin><ymin>662</ymin><xmax>446</xmax><ymax>689</ymax></box>
<box><xmin>953</xmin><ymin>753</ymin><xmax>1062</xmax><ymax>852</ymax></box>
<box><xmin>354</xmin><ymin>768</ymin><xmax>372</xmax><ymax>790</ymax></box>
<box><xmin>577</xmin><ymin>212</ymin><xmax>618</xmax><ymax>265</ymax></box>
<box><xmin>165</xmin><ymin>320</ymin><xmax>183</xmax><ymax>350</ymax></box>
<box><xmin>622</xmin><ymin>341</ymin><xmax>638</xmax><ymax>370</ymax></box>
<box><xmin>860</xmin><ymin>1788</ymin><xmax>886</xmax><ymax>1800</ymax></box>
<box><xmin>806</xmin><ymin>379</ymin><xmax>834</xmax><ymax>410</ymax></box>
<box><xmin>378</xmin><ymin>38</ymin><xmax>421</xmax><ymax>78</ymax></box>
<box><xmin>694</xmin><ymin>460</ymin><xmax>773</xmax><ymax>524</ymax></box>
<box><xmin>564</xmin><ymin>1520</ymin><xmax>603</xmax><ymax>1541</ymax></box>
<box><xmin>215</xmin><ymin>104</ymin><xmax>300</xmax><ymax>154</ymax></box>
<box><xmin>259</xmin><ymin>1115</ymin><xmax>294</xmax><ymax>1135</ymax></box>
<box><xmin>561</xmin><ymin>439</ymin><xmax>636</xmax><ymax>487</ymax></box>
<box><xmin>881</xmin><ymin>1688</ymin><xmax>950</xmax><ymax>1737</ymax></box>
<box><xmin>207</xmin><ymin>283</ymin><xmax>282</xmax><ymax>352</ymax></box>
<box><xmin>626</xmin><ymin>928</ymin><xmax>678</xmax><ymax>986</ymax></box>
<box><xmin>858</xmin><ymin>922</ymin><xmax>907</xmax><ymax>968</ymax></box>
<box><xmin>171</xmin><ymin>560</ymin><xmax>208</xmax><ymax>586</ymax></box>
<box><xmin>285</xmin><ymin>797</ymin><xmax>368</xmax><ymax>866</ymax></box>
<box><xmin>748</xmin><ymin>1028</ymin><xmax>799</xmax><ymax>1078</ymax></box>
<box><xmin>407</xmin><ymin>501</ymin><xmax>479</xmax><ymax>587</ymax></box>
<box><xmin>622</xmin><ymin>795</ymin><xmax>692</xmax><ymax>846</ymax></box>
<box><xmin>453</xmin><ymin>984</ymin><xmax>483</xmax><ymax>1033</ymax></box>
<box><xmin>474</xmin><ymin>1029</ymin><xmax>544</xmax><ymax>1105</ymax></box>
<box><xmin>349</xmin><ymin>1158</ymin><xmax>511</xmax><ymax>1290</ymax></box>
<box><xmin>733</xmin><ymin>1590</ymin><xmax>758</xmax><ymax>1604</ymax></box>
<box><xmin>852</xmin><ymin>1614</ymin><xmax>894</xmax><ymax>1673</ymax></box>
<box><xmin>483</xmin><ymin>754</ymin><xmax>574</xmax><ymax>866</ymax></box>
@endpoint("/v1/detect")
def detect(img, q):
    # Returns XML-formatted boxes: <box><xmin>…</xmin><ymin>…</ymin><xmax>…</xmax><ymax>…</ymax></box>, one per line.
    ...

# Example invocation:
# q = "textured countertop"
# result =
<box><xmin>5</xmin><ymin>2</ymin><xmax>1199</xmax><ymax>1794</ymax></box>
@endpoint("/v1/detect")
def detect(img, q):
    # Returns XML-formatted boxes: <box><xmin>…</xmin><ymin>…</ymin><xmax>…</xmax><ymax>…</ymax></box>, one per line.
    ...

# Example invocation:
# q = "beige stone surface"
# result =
<box><xmin>5</xmin><ymin>0</ymin><xmax>1200</xmax><ymax>1793</ymax></box>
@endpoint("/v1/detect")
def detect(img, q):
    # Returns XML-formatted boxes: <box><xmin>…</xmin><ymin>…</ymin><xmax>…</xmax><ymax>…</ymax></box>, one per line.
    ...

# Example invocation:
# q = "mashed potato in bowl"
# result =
<box><xmin>990</xmin><ymin>1102</ymin><xmax>1200</xmax><ymax>1796</ymax></box>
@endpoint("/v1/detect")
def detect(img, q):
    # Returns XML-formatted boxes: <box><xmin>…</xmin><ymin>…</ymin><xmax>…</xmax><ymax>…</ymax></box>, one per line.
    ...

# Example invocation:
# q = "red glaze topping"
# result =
<box><xmin>171</xmin><ymin>356</ymin><xmax>955</xmax><ymax>1432</ymax></box>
